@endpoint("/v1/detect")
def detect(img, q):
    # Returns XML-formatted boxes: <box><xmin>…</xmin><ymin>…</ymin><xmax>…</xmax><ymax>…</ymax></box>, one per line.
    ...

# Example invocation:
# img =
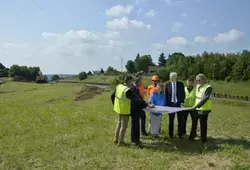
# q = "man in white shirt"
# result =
<box><xmin>165</xmin><ymin>72</ymin><xmax>185</xmax><ymax>139</ymax></box>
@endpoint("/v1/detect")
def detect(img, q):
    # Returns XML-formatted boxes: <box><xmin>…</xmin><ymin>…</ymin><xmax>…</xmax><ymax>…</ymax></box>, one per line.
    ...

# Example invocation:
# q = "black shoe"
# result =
<box><xmin>131</xmin><ymin>142</ymin><xmax>143</xmax><ymax>148</ymax></box>
<box><xmin>189</xmin><ymin>137</ymin><xmax>195</xmax><ymax>141</ymax></box>
<box><xmin>179</xmin><ymin>135</ymin><xmax>183</xmax><ymax>139</ymax></box>
<box><xmin>169</xmin><ymin>135</ymin><xmax>174</xmax><ymax>139</ymax></box>
<box><xmin>142</xmin><ymin>132</ymin><xmax>148</xmax><ymax>136</ymax></box>
<box><xmin>202</xmin><ymin>141</ymin><xmax>208</xmax><ymax>148</ymax></box>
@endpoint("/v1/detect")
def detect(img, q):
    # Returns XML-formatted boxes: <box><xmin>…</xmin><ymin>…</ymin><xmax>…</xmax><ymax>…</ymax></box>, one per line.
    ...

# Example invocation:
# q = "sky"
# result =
<box><xmin>0</xmin><ymin>0</ymin><xmax>249</xmax><ymax>74</ymax></box>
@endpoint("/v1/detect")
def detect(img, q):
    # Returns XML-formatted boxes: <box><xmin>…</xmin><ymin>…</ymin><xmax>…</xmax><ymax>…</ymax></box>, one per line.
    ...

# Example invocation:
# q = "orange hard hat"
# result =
<box><xmin>152</xmin><ymin>75</ymin><xmax>159</xmax><ymax>81</ymax></box>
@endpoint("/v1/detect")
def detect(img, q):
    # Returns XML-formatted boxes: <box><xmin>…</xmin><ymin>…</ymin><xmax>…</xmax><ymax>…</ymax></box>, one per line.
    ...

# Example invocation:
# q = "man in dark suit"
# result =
<box><xmin>165</xmin><ymin>72</ymin><xmax>185</xmax><ymax>139</ymax></box>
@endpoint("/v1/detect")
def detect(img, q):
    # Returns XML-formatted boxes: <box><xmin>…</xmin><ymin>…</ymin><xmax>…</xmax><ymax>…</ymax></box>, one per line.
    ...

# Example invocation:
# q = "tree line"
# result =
<box><xmin>125</xmin><ymin>50</ymin><xmax>250</xmax><ymax>82</ymax></box>
<box><xmin>0</xmin><ymin>64</ymin><xmax>42</xmax><ymax>81</ymax></box>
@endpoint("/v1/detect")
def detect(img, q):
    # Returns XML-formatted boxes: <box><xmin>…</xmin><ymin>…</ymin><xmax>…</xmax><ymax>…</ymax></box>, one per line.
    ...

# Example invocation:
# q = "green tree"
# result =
<box><xmin>136</xmin><ymin>55</ymin><xmax>150</xmax><ymax>73</ymax></box>
<box><xmin>51</xmin><ymin>75</ymin><xmax>60</xmax><ymax>81</ymax></box>
<box><xmin>0</xmin><ymin>68</ymin><xmax>9</xmax><ymax>77</ymax></box>
<box><xmin>157</xmin><ymin>68</ymin><xmax>169</xmax><ymax>82</ymax></box>
<box><xmin>0</xmin><ymin>63</ymin><xmax>8</xmax><ymax>77</ymax></box>
<box><xmin>158</xmin><ymin>52</ymin><xmax>166</xmax><ymax>66</ymax></box>
<box><xmin>79</xmin><ymin>72</ymin><xmax>88</xmax><ymax>80</ymax></box>
<box><xmin>100</xmin><ymin>68</ymin><xmax>104</xmax><ymax>74</ymax></box>
<box><xmin>134</xmin><ymin>53</ymin><xmax>140</xmax><ymax>72</ymax></box>
<box><xmin>87</xmin><ymin>71</ymin><xmax>93</xmax><ymax>75</ymax></box>
<box><xmin>8</xmin><ymin>64</ymin><xmax>40</xmax><ymax>81</ymax></box>
<box><xmin>0</xmin><ymin>63</ymin><xmax>6</xmax><ymax>69</ymax></box>
<box><xmin>125</xmin><ymin>60</ymin><xmax>136</xmax><ymax>73</ymax></box>
<box><xmin>232</xmin><ymin>50</ymin><xmax>250</xmax><ymax>81</ymax></box>
<box><xmin>106</xmin><ymin>66</ymin><xmax>115</xmax><ymax>74</ymax></box>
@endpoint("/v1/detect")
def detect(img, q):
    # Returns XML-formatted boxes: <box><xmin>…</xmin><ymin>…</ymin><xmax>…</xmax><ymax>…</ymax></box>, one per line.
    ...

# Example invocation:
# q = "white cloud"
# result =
<box><xmin>106</xmin><ymin>17</ymin><xmax>151</xmax><ymax>30</ymax></box>
<box><xmin>151</xmin><ymin>37</ymin><xmax>193</xmax><ymax>55</ymax></box>
<box><xmin>166</xmin><ymin>36</ymin><xmax>189</xmax><ymax>47</ymax></box>
<box><xmin>172</xmin><ymin>22</ymin><xmax>184</xmax><ymax>32</ymax></box>
<box><xmin>105</xmin><ymin>5</ymin><xmax>134</xmax><ymax>17</ymax></box>
<box><xmin>0</xmin><ymin>29</ymin><xmax>134</xmax><ymax>74</ymax></box>
<box><xmin>181</xmin><ymin>12</ymin><xmax>188</xmax><ymax>17</ymax></box>
<box><xmin>108</xmin><ymin>40</ymin><xmax>132</xmax><ymax>47</ymax></box>
<box><xmin>145</xmin><ymin>9</ymin><xmax>157</xmax><ymax>17</ymax></box>
<box><xmin>194</xmin><ymin>36</ymin><xmax>212</xmax><ymax>44</ymax></box>
<box><xmin>162</xmin><ymin>0</ymin><xmax>183</xmax><ymax>6</ymax></box>
<box><xmin>214</xmin><ymin>29</ymin><xmax>244</xmax><ymax>44</ymax></box>
<box><xmin>200</xmin><ymin>20</ymin><xmax>208</xmax><ymax>25</ymax></box>
<box><xmin>195</xmin><ymin>29</ymin><xmax>244</xmax><ymax>44</ymax></box>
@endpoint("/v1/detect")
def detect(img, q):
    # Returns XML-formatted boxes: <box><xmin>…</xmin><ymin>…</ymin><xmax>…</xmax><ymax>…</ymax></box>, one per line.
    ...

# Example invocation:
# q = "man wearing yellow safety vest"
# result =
<box><xmin>111</xmin><ymin>75</ymin><xmax>154</xmax><ymax>146</ymax></box>
<box><xmin>181</xmin><ymin>77</ymin><xmax>196</xmax><ymax>136</ymax></box>
<box><xmin>190</xmin><ymin>74</ymin><xmax>212</xmax><ymax>147</ymax></box>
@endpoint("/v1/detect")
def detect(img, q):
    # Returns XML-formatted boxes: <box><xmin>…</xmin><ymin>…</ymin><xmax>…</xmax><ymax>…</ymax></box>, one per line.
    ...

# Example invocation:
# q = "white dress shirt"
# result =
<box><xmin>171</xmin><ymin>82</ymin><xmax>178</xmax><ymax>103</ymax></box>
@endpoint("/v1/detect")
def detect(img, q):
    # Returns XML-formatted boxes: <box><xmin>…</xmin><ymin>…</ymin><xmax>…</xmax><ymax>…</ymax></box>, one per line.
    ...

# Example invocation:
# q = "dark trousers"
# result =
<box><xmin>182</xmin><ymin>111</ymin><xmax>190</xmax><ymax>135</ymax></box>
<box><xmin>168</xmin><ymin>103</ymin><xmax>184</xmax><ymax>137</ymax></box>
<box><xmin>189</xmin><ymin>112</ymin><xmax>209</xmax><ymax>144</ymax></box>
<box><xmin>131</xmin><ymin>114</ymin><xmax>140</xmax><ymax>143</ymax></box>
<box><xmin>140</xmin><ymin>110</ymin><xmax>146</xmax><ymax>133</ymax></box>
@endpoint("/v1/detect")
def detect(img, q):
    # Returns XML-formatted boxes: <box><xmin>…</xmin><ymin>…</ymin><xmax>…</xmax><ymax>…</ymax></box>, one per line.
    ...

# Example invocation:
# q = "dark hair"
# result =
<box><xmin>134</xmin><ymin>76</ymin><xmax>142</xmax><ymax>84</ymax></box>
<box><xmin>157</xmin><ymin>83</ymin><xmax>164</xmax><ymax>89</ymax></box>
<box><xmin>187</xmin><ymin>76</ymin><xmax>194</xmax><ymax>82</ymax></box>
<box><xmin>124</xmin><ymin>75</ymin><xmax>133</xmax><ymax>83</ymax></box>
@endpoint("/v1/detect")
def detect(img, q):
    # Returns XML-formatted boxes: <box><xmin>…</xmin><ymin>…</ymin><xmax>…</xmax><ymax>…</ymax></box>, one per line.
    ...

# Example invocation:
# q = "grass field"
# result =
<box><xmin>1</xmin><ymin>81</ymin><xmax>250</xmax><ymax>169</ymax></box>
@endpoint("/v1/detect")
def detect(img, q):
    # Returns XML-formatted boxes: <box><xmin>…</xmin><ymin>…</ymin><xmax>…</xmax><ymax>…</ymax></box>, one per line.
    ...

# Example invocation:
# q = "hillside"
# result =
<box><xmin>61</xmin><ymin>75</ymin><xmax>250</xmax><ymax>97</ymax></box>
<box><xmin>0</xmin><ymin>81</ymin><xmax>250</xmax><ymax>169</ymax></box>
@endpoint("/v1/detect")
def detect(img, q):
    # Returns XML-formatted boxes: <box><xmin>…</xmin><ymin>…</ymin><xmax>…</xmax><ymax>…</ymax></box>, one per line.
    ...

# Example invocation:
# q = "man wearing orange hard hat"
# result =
<box><xmin>147</xmin><ymin>75</ymin><xmax>159</xmax><ymax>98</ymax></box>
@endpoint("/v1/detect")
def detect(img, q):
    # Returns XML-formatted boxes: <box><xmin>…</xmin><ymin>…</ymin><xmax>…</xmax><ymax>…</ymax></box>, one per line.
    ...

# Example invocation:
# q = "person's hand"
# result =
<box><xmin>148</xmin><ymin>104</ymin><xmax>155</xmax><ymax>108</ymax></box>
<box><xmin>191</xmin><ymin>106</ymin><xmax>197</xmax><ymax>110</ymax></box>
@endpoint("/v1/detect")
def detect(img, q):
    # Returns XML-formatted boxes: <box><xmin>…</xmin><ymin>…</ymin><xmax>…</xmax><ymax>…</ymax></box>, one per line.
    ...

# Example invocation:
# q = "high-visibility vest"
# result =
<box><xmin>139</xmin><ymin>83</ymin><xmax>145</xmax><ymax>99</ymax></box>
<box><xmin>195</xmin><ymin>84</ymin><xmax>212</xmax><ymax>111</ymax></box>
<box><xmin>184</xmin><ymin>87</ymin><xmax>196</xmax><ymax>107</ymax></box>
<box><xmin>113</xmin><ymin>84</ymin><xmax>131</xmax><ymax>115</ymax></box>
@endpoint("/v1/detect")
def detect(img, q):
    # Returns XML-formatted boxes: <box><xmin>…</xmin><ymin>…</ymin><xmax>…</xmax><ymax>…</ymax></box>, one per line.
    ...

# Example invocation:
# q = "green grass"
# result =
<box><xmin>1</xmin><ymin>82</ymin><xmax>250</xmax><ymax>169</ymax></box>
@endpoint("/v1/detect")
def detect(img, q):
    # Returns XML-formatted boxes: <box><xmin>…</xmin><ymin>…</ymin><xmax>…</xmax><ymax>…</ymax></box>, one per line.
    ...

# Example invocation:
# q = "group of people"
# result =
<box><xmin>111</xmin><ymin>72</ymin><xmax>212</xmax><ymax>148</ymax></box>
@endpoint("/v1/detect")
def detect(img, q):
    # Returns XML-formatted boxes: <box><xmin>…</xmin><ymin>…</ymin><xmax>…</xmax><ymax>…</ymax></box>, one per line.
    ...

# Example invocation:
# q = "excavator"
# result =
<box><xmin>36</xmin><ymin>71</ymin><xmax>48</xmax><ymax>83</ymax></box>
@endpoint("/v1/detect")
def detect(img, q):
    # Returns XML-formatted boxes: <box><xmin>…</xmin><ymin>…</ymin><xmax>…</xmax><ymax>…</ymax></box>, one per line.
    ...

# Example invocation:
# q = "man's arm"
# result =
<box><xmin>111</xmin><ymin>89</ymin><xmax>116</xmax><ymax>105</ymax></box>
<box><xmin>179</xmin><ymin>82</ymin><xmax>185</xmax><ymax>104</ymax></box>
<box><xmin>126</xmin><ymin>89</ymin><xmax>148</xmax><ymax>109</ymax></box>
<box><xmin>196</xmin><ymin>87</ymin><xmax>212</xmax><ymax>108</ymax></box>
<box><xmin>147</xmin><ymin>86</ymin><xmax>151</xmax><ymax>100</ymax></box>
<box><xmin>165</xmin><ymin>83</ymin><xmax>170</xmax><ymax>106</ymax></box>
<box><xmin>149</xmin><ymin>92</ymin><xmax>154</xmax><ymax>104</ymax></box>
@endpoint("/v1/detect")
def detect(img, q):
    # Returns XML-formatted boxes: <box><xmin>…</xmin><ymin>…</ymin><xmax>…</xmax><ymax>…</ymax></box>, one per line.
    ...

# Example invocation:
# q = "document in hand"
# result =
<box><xmin>143</xmin><ymin>106</ymin><xmax>192</xmax><ymax>114</ymax></box>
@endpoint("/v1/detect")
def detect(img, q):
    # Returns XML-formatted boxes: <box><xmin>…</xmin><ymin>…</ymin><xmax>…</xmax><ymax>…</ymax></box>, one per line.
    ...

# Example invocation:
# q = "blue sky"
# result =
<box><xmin>0</xmin><ymin>0</ymin><xmax>249</xmax><ymax>74</ymax></box>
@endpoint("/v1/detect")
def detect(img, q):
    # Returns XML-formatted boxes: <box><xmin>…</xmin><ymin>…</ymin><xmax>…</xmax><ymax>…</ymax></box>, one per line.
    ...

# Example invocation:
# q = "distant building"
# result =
<box><xmin>148</xmin><ymin>66</ymin><xmax>164</xmax><ymax>75</ymax></box>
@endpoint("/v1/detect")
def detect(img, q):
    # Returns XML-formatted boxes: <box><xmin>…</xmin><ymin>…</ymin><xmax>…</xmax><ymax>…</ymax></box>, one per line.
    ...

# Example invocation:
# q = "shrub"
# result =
<box><xmin>0</xmin><ymin>68</ymin><xmax>9</xmax><ymax>77</ymax></box>
<box><xmin>51</xmin><ymin>75</ymin><xmax>60</xmax><ymax>81</ymax></box>
<box><xmin>79</xmin><ymin>72</ymin><xmax>88</xmax><ymax>81</ymax></box>
<box><xmin>111</xmin><ymin>72</ymin><xmax>128</xmax><ymax>87</ymax></box>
